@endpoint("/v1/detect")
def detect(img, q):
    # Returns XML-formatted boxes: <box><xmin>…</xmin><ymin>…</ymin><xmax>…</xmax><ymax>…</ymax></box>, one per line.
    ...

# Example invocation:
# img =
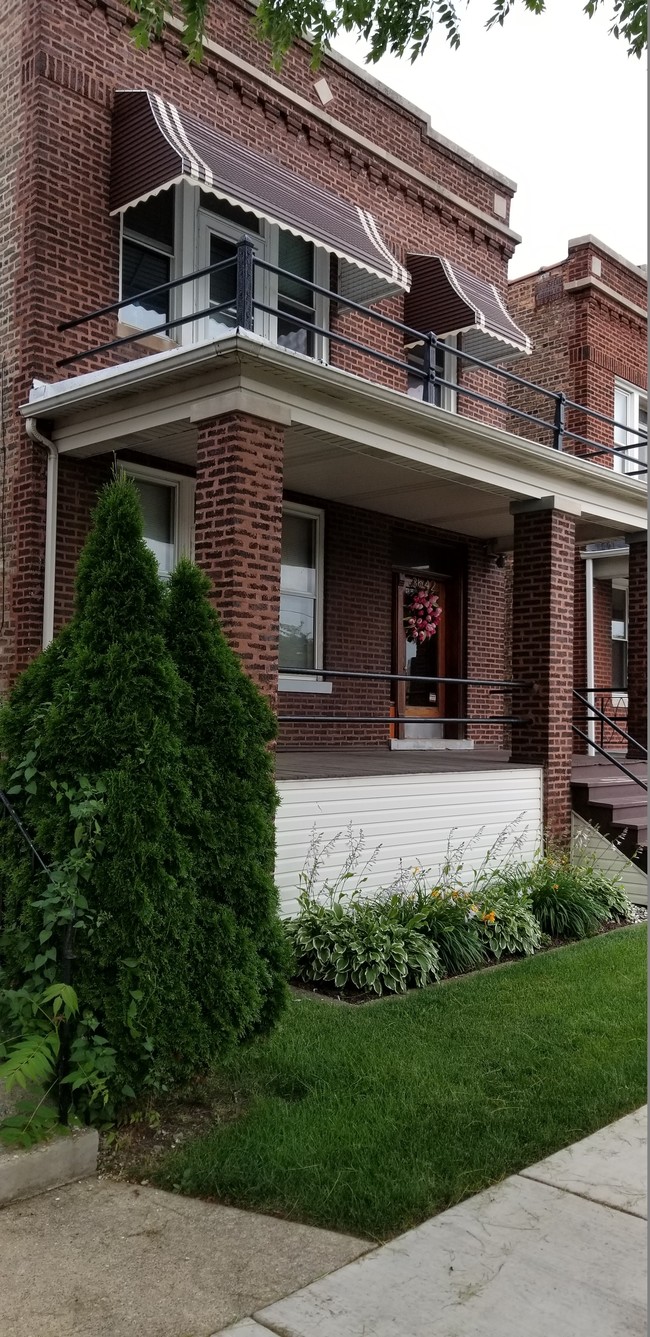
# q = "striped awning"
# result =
<box><xmin>110</xmin><ymin>90</ymin><xmax>410</xmax><ymax>306</ymax></box>
<box><xmin>405</xmin><ymin>254</ymin><xmax>531</xmax><ymax>362</ymax></box>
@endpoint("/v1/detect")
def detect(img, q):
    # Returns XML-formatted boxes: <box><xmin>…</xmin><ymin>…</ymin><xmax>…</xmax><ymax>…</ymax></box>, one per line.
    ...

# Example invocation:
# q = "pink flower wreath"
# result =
<box><xmin>404</xmin><ymin>580</ymin><xmax>442</xmax><ymax>644</ymax></box>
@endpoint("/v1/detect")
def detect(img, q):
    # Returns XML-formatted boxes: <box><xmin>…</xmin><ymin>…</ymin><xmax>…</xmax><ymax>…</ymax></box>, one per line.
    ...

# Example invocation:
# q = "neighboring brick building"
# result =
<box><xmin>0</xmin><ymin>0</ymin><xmax>646</xmax><ymax>885</ymax></box>
<box><xmin>508</xmin><ymin>239</ymin><xmax>647</xmax><ymax>753</ymax></box>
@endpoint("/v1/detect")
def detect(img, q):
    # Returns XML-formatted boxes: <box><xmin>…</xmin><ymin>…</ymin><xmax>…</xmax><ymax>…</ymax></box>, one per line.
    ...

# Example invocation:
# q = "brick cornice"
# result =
<box><xmin>60</xmin><ymin>0</ymin><xmax>519</xmax><ymax>257</ymax></box>
<box><xmin>564</xmin><ymin>277</ymin><xmax>648</xmax><ymax>324</ymax></box>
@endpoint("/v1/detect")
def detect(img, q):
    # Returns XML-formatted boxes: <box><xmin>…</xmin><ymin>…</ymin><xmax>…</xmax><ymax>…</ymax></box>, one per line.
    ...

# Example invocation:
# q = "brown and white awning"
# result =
<box><xmin>404</xmin><ymin>254</ymin><xmax>531</xmax><ymax>362</ymax></box>
<box><xmin>110</xmin><ymin>89</ymin><xmax>410</xmax><ymax>305</ymax></box>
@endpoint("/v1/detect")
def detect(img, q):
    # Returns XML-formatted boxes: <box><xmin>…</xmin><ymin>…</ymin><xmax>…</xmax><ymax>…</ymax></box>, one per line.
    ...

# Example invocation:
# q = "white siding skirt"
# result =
<box><xmin>275</xmin><ymin>766</ymin><xmax>543</xmax><ymax>917</ymax></box>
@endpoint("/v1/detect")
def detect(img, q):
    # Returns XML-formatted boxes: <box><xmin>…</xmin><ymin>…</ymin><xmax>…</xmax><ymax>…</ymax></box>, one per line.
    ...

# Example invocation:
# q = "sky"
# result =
<box><xmin>332</xmin><ymin>0</ymin><xmax>647</xmax><ymax>278</ymax></box>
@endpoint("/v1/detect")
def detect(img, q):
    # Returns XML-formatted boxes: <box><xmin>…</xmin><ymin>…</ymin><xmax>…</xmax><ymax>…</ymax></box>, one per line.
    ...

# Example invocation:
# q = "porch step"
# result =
<box><xmin>571</xmin><ymin>756</ymin><xmax>647</xmax><ymax>872</ymax></box>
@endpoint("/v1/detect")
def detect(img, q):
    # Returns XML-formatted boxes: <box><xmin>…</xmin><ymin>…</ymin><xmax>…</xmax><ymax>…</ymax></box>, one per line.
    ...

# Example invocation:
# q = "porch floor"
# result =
<box><xmin>275</xmin><ymin>745</ymin><xmax>526</xmax><ymax>781</ymax></box>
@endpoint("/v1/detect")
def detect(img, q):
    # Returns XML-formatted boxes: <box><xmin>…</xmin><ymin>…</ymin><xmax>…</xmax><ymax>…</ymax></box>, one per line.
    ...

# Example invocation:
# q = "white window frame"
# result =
<box><xmin>613</xmin><ymin>378</ymin><xmax>647</xmax><ymax>475</ymax></box>
<box><xmin>197</xmin><ymin>202</ymin><xmax>271</xmax><ymax>343</ymax></box>
<box><xmin>119</xmin><ymin>209</ymin><xmax>177</xmax><ymax>338</ymax></box>
<box><xmin>278</xmin><ymin>500</ymin><xmax>331</xmax><ymax>693</ymax></box>
<box><xmin>406</xmin><ymin>335</ymin><xmax>458</xmax><ymax>413</ymax></box>
<box><xmin>268</xmin><ymin>229</ymin><xmax>330</xmax><ymax>364</ymax></box>
<box><xmin>122</xmin><ymin>462</ymin><xmax>195</xmax><ymax>575</ymax></box>
<box><xmin>172</xmin><ymin>182</ymin><xmax>330</xmax><ymax>361</ymax></box>
<box><xmin>610</xmin><ymin>577</ymin><xmax>629</xmax><ymax>706</ymax></box>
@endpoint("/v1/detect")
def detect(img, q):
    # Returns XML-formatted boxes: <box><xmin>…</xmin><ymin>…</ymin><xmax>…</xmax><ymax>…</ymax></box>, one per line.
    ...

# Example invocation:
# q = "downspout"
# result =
<box><xmin>585</xmin><ymin>556</ymin><xmax>595</xmax><ymax>756</ymax></box>
<box><xmin>25</xmin><ymin>418</ymin><xmax>58</xmax><ymax>650</ymax></box>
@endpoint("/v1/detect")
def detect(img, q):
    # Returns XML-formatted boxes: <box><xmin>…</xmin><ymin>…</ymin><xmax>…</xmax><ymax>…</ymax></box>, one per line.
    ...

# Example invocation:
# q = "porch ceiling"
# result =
<box><xmin>282</xmin><ymin>424</ymin><xmax>627</xmax><ymax>545</ymax></box>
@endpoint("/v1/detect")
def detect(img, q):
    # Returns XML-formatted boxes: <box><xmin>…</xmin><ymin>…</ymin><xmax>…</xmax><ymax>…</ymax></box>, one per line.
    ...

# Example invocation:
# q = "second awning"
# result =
<box><xmin>110</xmin><ymin>90</ymin><xmax>410</xmax><ymax>306</ymax></box>
<box><xmin>404</xmin><ymin>254</ymin><xmax>531</xmax><ymax>362</ymax></box>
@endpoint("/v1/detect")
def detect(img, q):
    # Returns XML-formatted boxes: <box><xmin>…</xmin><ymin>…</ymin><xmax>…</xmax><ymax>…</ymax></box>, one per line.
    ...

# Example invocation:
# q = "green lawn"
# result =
<box><xmin>156</xmin><ymin>927</ymin><xmax>647</xmax><ymax>1241</ymax></box>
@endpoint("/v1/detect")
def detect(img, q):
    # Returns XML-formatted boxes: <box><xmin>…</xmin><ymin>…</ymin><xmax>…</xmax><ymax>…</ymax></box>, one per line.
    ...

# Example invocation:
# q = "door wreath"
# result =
<box><xmin>403</xmin><ymin>580</ymin><xmax>442</xmax><ymax>644</ymax></box>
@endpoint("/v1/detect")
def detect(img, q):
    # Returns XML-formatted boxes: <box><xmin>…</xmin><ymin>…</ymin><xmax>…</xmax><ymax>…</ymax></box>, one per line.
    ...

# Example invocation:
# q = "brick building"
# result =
<box><xmin>1</xmin><ymin>0</ymin><xmax>646</xmax><ymax>903</ymax></box>
<box><xmin>508</xmin><ymin>239</ymin><xmax>647</xmax><ymax>758</ymax></box>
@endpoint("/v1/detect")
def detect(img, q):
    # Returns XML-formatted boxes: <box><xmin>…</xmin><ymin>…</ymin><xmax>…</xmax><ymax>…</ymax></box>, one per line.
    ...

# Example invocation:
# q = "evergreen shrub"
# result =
<box><xmin>0</xmin><ymin>478</ymin><xmax>286</xmax><ymax>1118</ymax></box>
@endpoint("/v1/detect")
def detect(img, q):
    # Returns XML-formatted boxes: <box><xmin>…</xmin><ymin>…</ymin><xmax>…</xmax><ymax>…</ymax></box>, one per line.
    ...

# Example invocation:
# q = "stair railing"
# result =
<box><xmin>572</xmin><ymin>689</ymin><xmax>647</xmax><ymax>791</ymax></box>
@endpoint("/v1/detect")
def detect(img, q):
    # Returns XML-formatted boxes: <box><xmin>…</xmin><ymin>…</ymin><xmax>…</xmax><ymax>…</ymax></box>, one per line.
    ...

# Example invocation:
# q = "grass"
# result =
<box><xmin>156</xmin><ymin>926</ymin><xmax>647</xmax><ymax>1241</ymax></box>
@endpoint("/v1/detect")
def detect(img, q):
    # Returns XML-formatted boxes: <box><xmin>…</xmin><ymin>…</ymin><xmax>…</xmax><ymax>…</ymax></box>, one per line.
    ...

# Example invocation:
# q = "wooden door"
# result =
<box><xmin>393</xmin><ymin>574</ymin><xmax>447</xmax><ymax>740</ymax></box>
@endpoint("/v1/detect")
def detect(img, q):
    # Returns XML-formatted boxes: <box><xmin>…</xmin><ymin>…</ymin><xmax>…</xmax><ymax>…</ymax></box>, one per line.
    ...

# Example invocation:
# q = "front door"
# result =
<box><xmin>393</xmin><ymin>574</ymin><xmax>447</xmax><ymax>739</ymax></box>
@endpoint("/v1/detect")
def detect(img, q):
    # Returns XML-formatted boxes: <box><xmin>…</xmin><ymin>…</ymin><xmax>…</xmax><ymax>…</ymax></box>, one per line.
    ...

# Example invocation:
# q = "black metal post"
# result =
<box><xmin>421</xmin><ymin>333</ymin><xmax>434</xmax><ymax>404</ymax></box>
<box><xmin>553</xmin><ymin>392</ymin><xmax>566</xmax><ymax>451</ymax></box>
<box><xmin>428</xmin><ymin>333</ymin><xmax>438</xmax><ymax>404</ymax></box>
<box><xmin>235</xmin><ymin>236</ymin><xmax>255</xmax><ymax>331</ymax></box>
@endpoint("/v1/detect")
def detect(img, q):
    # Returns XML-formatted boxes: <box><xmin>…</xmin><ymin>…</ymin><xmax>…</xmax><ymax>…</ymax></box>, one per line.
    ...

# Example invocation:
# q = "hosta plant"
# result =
<box><xmin>382</xmin><ymin>874</ymin><xmax>486</xmax><ymax>976</ymax></box>
<box><xmin>473</xmin><ymin>882</ymin><xmax>541</xmax><ymax>960</ymax></box>
<box><xmin>287</xmin><ymin>890</ymin><xmax>441</xmax><ymax>995</ymax></box>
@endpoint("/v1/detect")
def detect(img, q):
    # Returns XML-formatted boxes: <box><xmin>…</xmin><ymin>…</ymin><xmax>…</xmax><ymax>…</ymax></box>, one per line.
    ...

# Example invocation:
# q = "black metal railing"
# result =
<box><xmin>278</xmin><ymin>667</ymin><xmax>521</xmax><ymax>728</ymax></box>
<box><xmin>57</xmin><ymin>239</ymin><xmax>648</xmax><ymax>477</ymax></box>
<box><xmin>572</xmin><ymin>688</ymin><xmax>647</xmax><ymax>790</ymax></box>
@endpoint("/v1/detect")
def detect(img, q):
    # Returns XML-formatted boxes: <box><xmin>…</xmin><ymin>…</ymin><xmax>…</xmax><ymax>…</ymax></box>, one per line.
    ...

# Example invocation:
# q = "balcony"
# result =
<box><xmin>56</xmin><ymin>238</ymin><xmax>648</xmax><ymax>480</ymax></box>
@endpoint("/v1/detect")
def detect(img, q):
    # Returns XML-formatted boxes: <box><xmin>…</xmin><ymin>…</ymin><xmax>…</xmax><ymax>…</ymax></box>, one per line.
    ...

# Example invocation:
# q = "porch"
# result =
<box><xmin>20</xmin><ymin>276</ymin><xmax>648</xmax><ymax>845</ymax></box>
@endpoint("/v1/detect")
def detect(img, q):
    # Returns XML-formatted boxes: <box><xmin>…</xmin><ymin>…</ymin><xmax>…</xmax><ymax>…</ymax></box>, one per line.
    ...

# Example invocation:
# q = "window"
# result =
<box><xmin>614</xmin><ymin>380</ymin><xmax>647</xmax><ymax>475</ymax></box>
<box><xmin>121</xmin><ymin>191</ymin><xmax>175</xmax><ymax>332</ymax></box>
<box><xmin>406</xmin><ymin>337</ymin><xmax>457</xmax><ymax>411</ymax></box>
<box><xmin>198</xmin><ymin>195</ymin><xmax>266</xmax><ymax>340</ymax></box>
<box><xmin>611</xmin><ymin>582</ymin><xmax>628</xmax><ymax>694</ymax></box>
<box><xmin>277</xmin><ymin>233</ymin><xmax>317</xmax><ymax>356</ymax></box>
<box><xmin>125</xmin><ymin>465</ymin><xmax>195</xmax><ymax>579</ymax></box>
<box><xmin>279</xmin><ymin>504</ymin><xmax>323</xmax><ymax>672</ymax></box>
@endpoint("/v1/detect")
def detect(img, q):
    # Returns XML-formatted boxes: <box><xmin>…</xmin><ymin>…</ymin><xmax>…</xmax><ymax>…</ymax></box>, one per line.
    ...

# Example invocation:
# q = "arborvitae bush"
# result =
<box><xmin>165</xmin><ymin>560</ymin><xmax>288</xmax><ymax>1041</ymax></box>
<box><xmin>0</xmin><ymin>478</ymin><xmax>284</xmax><ymax>1109</ymax></box>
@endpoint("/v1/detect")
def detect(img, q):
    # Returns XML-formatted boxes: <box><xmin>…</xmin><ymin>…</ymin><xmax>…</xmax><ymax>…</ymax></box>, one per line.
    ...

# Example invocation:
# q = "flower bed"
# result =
<box><xmin>286</xmin><ymin>829</ymin><xmax>638</xmax><ymax>1001</ymax></box>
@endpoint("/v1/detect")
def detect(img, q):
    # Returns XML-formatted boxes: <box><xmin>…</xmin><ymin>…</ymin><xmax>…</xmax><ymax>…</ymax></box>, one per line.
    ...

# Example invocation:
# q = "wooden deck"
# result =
<box><xmin>275</xmin><ymin>746</ymin><xmax>528</xmax><ymax>781</ymax></box>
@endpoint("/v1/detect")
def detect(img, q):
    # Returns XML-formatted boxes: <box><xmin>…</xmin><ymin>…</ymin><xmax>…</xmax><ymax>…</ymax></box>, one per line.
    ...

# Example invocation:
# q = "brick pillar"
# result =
<box><xmin>626</xmin><ymin>531</ymin><xmax>647</xmax><ymax>759</ymax></box>
<box><xmin>510</xmin><ymin>500</ymin><xmax>576</xmax><ymax>844</ymax></box>
<box><xmin>194</xmin><ymin>411</ymin><xmax>285</xmax><ymax>703</ymax></box>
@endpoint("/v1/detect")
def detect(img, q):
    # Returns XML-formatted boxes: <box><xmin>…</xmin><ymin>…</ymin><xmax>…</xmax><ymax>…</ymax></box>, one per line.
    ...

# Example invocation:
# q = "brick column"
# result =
<box><xmin>510</xmin><ymin>499</ymin><xmax>576</xmax><ymax>844</ymax></box>
<box><xmin>626</xmin><ymin>531</ymin><xmax>647</xmax><ymax>759</ymax></box>
<box><xmin>194</xmin><ymin>411</ymin><xmax>285</xmax><ymax>703</ymax></box>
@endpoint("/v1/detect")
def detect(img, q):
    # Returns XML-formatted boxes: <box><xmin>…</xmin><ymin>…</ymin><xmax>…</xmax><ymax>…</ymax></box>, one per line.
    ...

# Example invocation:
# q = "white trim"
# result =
<box><xmin>567</xmin><ymin>236</ymin><xmax>647</xmax><ymax>279</ymax></box>
<box><xmin>197</xmin><ymin>204</ymin><xmax>269</xmax><ymax>342</ymax></box>
<box><xmin>121</xmin><ymin>460</ymin><xmax>195</xmax><ymax>568</ymax></box>
<box><xmin>280</xmin><ymin>500</ymin><xmax>325</xmax><ymax>677</ymax></box>
<box><xmin>613</xmin><ymin>378</ymin><xmax>647</xmax><ymax>476</ymax></box>
<box><xmin>564</xmin><ymin>277</ymin><xmax>648</xmax><ymax>322</ymax></box>
<box><xmin>278</xmin><ymin>675</ymin><xmax>332</xmax><ymax>693</ymax></box>
<box><xmin>120</xmin><ymin>202</ymin><xmax>176</xmax><ymax>335</ymax></box>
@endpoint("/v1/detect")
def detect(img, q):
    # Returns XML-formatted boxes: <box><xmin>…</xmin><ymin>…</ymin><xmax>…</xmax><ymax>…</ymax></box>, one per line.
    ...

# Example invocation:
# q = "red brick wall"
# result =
<box><xmin>507</xmin><ymin>241</ymin><xmax>647</xmax><ymax>465</ymax></box>
<box><xmin>54</xmin><ymin>455</ymin><xmax>113</xmax><ymax>631</ymax></box>
<box><xmin>278</xmin><ymin>499</ymin><xmax>509</xmax><ymax>749</ymax></box>
<box><xmin>0</xmin><ymin>0</ymin><xmax>27</xmax><ymax>693</ymax></box>
<box><xmin>42</xmin><ymin>455</ymin><xmax>511</xmax><ymax>749</ymax></box>
<box><xmin>0</xmin><ymin>0</ymin><xmax>526</xmax><ymax>693</ymax></box>
<box><xmin>195</xmin><ymin>412</ymin><xmax>285</xmax><ymax>702</ymax></box>
<box><xmin>511</xmin><ymin>506</ymin><xmax>575</xmax><ymax>842</ymax></box>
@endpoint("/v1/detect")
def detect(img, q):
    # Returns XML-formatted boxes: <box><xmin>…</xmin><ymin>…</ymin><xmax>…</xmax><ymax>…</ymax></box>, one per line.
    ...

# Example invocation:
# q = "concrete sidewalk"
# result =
<box><xmin>0</xmin><ymin>1180</ymin><xmax>370</xmax><ymax>1337</ymax></box>
<box><xmin>0</xmin><ymin>1109</ymin><xmax>645</xmax><ymax>1336</ymax></box>
<box><xmin>218</xmin><ymin>1108</ymin><xmax>647</xmax><ymax>1337</ymax></box>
